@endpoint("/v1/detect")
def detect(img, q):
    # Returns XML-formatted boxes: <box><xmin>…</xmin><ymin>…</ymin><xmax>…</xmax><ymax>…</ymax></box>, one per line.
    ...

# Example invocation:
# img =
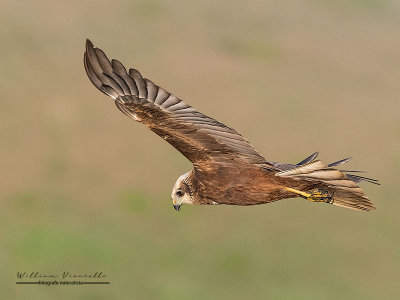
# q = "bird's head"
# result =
<box><xmin>171</xmin><ymin>171</ymin><xmax>193</xmax><ymax>211</ymax></box>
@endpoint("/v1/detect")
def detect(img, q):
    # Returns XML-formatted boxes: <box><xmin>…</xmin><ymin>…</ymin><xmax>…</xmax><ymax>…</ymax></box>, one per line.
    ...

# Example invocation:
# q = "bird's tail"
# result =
<box><xmin>276</xmin><ymin>159</ymin><xmax>378</xmax><ymax>211</ymax></box>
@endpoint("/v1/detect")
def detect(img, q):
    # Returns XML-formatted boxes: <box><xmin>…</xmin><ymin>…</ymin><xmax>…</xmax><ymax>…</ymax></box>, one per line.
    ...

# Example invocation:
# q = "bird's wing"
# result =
<box><xmin>269</xmin><ymin>152</ymin><xmax>320</xmax><ymax>171</ymax></box>
<box><xmin>84</xmin><ymin>40</ymin><xmax>270</xmax><ymax>170</ymax></box>
<box><xmin>270</xmin><ymin>152</ymin><xmax>378</xmax><ymax>185</ymax></box>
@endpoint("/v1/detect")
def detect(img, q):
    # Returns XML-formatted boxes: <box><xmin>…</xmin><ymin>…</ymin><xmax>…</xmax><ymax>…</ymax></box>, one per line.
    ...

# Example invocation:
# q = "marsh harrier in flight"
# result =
<box><xmin>84</xmin><ymin>39</ymin><xmax>378</xmax><ymax>212</ymax></box>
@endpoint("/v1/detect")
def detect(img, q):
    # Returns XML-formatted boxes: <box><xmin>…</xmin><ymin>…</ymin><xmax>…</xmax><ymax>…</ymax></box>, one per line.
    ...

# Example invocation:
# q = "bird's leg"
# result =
<box><xmin>285</xmin><ymin>187</ymin><xmax>334</xmax><ymax>204</ymax></box>
<box><xmin>285</xmin><ymin>187</ymin><xmax>312</xmax><ymax>199</ymax></box>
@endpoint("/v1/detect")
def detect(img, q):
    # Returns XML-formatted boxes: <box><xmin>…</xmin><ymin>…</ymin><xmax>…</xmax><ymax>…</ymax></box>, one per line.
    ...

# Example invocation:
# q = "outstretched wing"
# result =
<box><xmin>84</xmin><ymin>39</ymin><xmax>269</xmax><ymax>170</ymax></box>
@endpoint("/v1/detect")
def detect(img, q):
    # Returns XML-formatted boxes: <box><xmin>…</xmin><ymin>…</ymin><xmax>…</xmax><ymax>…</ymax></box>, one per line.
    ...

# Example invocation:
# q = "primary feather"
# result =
<box><xmin>84</xmin><ymin>39</ymin><xmax>268</xmax><ymax>168</ymax></box>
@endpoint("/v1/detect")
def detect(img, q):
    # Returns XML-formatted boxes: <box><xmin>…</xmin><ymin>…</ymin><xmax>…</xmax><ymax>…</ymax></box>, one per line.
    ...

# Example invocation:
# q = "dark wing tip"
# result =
<box><xmin>346</xmin><ymin>174</ymin><xmax>380</xmax><ymax>185</ymax></box>
<box><xmin>84</xmin><ymin>39</ymin><xmax>105</xmax><ymax>94</ymax></box>
<box><xmin>297</xmin><ymin>151</ymin><xmax>319</xmax><ymax>166</ymax></box>
<box><xmin>84</xmin><ymin>39</ymin><xmax>122</xmax><ymax>98</ymax></box>
<box><xmin>328</xmin><ymin>157</ymin><xmax>351</xmax><ymax>167</ymax></box>
<box><xmin>86</xmin><ymin>38</ymin><xmax>94</xmax><ymax>49</ymax></box>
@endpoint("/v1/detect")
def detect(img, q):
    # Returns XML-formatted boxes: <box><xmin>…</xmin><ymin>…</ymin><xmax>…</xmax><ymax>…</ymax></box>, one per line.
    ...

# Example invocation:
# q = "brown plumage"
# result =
<box><xmin>84</xmin><ymin>39</ymin><xmax>378</xmax><ymax>212</ymax></box>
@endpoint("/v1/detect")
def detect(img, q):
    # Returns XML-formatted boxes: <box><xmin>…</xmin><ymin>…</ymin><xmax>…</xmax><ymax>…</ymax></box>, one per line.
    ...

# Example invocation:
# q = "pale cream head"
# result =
<box><xmin>171</xmin><ymin>171</ymin><xmax>193</xmax><ymax>211</ymax></box>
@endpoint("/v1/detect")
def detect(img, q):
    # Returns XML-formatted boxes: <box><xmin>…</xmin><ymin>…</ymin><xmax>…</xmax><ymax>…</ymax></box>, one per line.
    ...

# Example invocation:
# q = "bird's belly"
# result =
<box><xmin>219</xmin><ymin>183</ymin><xmax>288</xmax><ymax>205</ymax></box>
<box><xmin>194</xmin><ymin>166</ymin><xmax>308</xmax><ymax>206</ymax></box>
<box><xmin>198</xmin><ymin>174</ymin><xmax>291</xmax><ymax>206</ymax></box>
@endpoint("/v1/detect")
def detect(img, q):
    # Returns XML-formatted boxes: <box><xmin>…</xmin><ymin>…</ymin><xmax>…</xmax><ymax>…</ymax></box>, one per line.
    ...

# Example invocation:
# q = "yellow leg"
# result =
<box><xmin>285</xmin><ymin>187</ymin><xmax>333</xmax><ymax>203</ymax></box>
<box><xmin>285</xmin><ymin>187</ymin><xmax>311</xmax><ymax>199</ymax></box>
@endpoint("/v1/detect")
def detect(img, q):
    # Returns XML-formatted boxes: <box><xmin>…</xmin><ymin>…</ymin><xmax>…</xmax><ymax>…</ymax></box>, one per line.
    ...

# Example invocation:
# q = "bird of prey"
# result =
<box><xmin>84</xmin><ymin>39</ymin><xmax>378</xmax><ymax>212</ymax></box>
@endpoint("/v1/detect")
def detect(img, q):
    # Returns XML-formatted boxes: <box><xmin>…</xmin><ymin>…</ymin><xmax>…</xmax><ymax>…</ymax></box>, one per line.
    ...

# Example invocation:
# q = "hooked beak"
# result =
<box><xmin>173</xmin><ymin>203</ymin><xmax>181</xmax><ymax>211</ymax></box>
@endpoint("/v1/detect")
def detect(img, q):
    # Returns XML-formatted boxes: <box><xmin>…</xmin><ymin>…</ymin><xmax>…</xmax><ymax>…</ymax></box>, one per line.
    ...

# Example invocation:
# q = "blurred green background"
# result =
<box><xmin>1</xmin><ymin>0</ymin><xmax>399</xmax><ymax>299</ymax></box>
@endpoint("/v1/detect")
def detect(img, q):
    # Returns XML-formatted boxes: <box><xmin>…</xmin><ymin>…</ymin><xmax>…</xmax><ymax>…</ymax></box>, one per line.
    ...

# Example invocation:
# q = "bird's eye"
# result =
<box><xmin>176</xmin><ymin>190</ymin><xmax>184</xmax><ymax>197</ymax></box>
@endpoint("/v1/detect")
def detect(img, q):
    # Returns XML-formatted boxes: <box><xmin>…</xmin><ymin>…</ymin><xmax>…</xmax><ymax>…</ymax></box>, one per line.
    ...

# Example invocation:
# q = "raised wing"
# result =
<box><xmin>84</xmin><ymin>39</ymin><xmax>269</xmax><ymax>169</ymax></box>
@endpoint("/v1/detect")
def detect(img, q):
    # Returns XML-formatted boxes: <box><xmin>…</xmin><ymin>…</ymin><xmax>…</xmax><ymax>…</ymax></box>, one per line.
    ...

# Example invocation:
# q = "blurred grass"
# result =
<box><xmin>1</xmin><ymin>0</ymin><xmax>399</xmax><ymax>299</ymax></box>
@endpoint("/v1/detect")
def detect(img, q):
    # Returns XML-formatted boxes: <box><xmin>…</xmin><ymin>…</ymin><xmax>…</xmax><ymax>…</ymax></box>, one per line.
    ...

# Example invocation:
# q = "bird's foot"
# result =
<box><xmin>307</xmin><ymin>188</ymin><xmax>334</xmax><ymax>203</ymax></box>
<box><xmin>285</xmin><ymin>187</ymin><xmax>334</xmax><ymax>204</ymax></box>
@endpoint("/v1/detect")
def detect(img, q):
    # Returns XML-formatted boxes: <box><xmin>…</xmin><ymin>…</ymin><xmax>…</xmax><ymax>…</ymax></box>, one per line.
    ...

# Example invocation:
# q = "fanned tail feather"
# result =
<box><xmin>332</xmin><ymin>188</ymin><xmax>376</xmax><ymax>211</ymax></box>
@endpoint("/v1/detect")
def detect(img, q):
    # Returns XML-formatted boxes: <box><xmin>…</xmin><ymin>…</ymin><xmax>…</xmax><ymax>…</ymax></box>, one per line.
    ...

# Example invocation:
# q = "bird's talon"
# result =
<box><xmin>285</xmin><ymin>187</ymin><xmax>334</xmax><ymax>204</ymax></box>
<box><xmin>307</xmin><ymin>188</ymin><xmax>334</xmax><ymax>204</ymax></box>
